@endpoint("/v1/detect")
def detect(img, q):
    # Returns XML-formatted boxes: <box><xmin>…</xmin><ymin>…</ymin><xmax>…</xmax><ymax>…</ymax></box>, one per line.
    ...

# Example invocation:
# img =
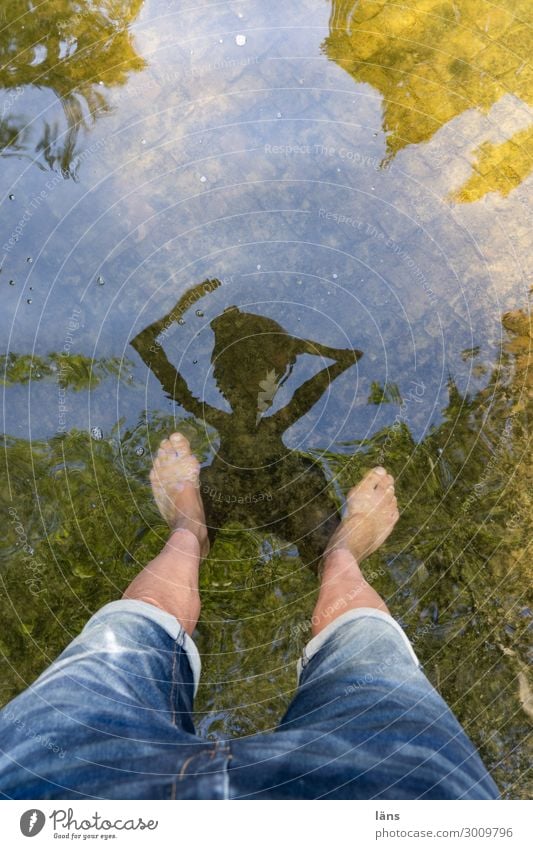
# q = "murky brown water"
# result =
<box><xmin>1</xmin><ymin>0</ymin><xmax>531</xmax><ymax>797</ymax></box>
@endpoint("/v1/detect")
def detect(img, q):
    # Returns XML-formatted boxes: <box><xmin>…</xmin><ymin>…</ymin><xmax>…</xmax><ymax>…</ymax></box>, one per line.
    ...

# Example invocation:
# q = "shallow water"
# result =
<box><xmin>1</xmin><ymin>0</ymin><xmax>531</xmax><ymax>796</ymax></box>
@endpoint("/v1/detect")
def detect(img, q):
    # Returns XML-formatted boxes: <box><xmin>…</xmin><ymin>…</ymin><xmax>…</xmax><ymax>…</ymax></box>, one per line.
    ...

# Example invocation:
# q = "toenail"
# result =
<box><xmin>375</xmin><ymin>466</ymin><xmax>387</xmax><ymax>475</ymax></box>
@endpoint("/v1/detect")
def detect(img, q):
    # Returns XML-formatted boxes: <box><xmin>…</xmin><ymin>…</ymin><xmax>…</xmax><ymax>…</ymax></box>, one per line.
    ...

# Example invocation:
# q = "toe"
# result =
<box><xmin>371</xmin><ymin>467</ymin><xmax>393</xmax><ymax>487</ymax></box>
<box><xmin>348</xmin><ymin>467</ymin><xmax>393</xmax><ymax>499</ymax></box>
<box><xmin>170</xmin><ymin>431</ymin><xmax>190</xmax><ymax>447</ymax></box>
<box><xmin>371</xmin><ymin>467</ymin><xmax>392</xmax><ymax>479</ymax></box>
<box><xmin>345</xmin><ymin>469</ymin><xmax>396</xmax><ymax>517</ymax></box>
<box><xmin>366</xmin><ymin>467</ymin><xmax>391</xmax><ymax>486</ymax></box>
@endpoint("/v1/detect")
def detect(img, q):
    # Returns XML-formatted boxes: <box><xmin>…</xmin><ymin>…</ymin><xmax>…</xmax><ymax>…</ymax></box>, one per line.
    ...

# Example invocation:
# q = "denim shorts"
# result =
<box><xmin>0</xmin><ymin>600</ymin><xmax>499</xmax><ymax>799</ymax></box>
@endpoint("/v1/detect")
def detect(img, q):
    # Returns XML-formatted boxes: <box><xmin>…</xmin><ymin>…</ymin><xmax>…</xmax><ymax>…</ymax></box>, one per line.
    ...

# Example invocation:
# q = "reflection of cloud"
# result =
<box><xmin>324</xmin><ymin>0</ymin><xmax>532</xmax><ymax>199</ymax></box>
<box><xmin>0</xmin><ymin>0</ymin><xmax>145</xmax><ymax>177</ymax></box>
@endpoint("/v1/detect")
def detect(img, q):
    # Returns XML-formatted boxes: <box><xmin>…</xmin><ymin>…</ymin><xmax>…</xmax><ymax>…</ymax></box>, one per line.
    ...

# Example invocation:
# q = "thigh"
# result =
<box><xmin>227</xmin><ymin>611</ymin><xmax>499</xmax><ymax>799</ymax></box>
<box><xmin>0</xmin><ymin>601</ymin><xmax>203</xmax><ymax>798</ymax></box>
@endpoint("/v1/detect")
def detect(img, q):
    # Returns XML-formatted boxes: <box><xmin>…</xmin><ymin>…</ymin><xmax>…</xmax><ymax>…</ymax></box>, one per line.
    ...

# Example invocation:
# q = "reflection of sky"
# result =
<box><xmin>1</xmin><ymin>0</ymin><xmax>531</xmax><ymax>447</ymax></box>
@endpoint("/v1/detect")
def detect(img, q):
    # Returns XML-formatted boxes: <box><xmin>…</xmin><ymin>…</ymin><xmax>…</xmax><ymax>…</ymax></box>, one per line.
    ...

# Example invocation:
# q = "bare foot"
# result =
<box><xmin>150</xmin><ymin>432</ymin><xmax>209</xmax><ymax>558</ymax></box>
<box><xmin>325</xmin><ymin>467</ymin><xmax>399</xmax><ymax>565</ymax></box>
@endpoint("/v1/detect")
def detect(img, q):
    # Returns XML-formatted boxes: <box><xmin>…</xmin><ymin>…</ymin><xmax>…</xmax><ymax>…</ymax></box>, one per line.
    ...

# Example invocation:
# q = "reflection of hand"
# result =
<box><xmin>336</xmin><ymin>347</ymin><xmax>363</xmax><ymax>365</ymax></box>
<box><xmin>167</xmin><ymin>278</ymin><xmax>221</xmax><ymax>320</ymax></box>
<box><xmin>132</xmin><ymin>278</ymin><xmax>222</xmax><ymax>350</ymax></box>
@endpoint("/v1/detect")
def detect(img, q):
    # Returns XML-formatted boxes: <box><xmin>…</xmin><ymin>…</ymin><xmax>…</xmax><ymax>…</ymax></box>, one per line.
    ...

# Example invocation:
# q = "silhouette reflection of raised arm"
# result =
<box><xmin>131</xmin><ymin>281</ymin><xmax>227</xmax><ymax>431</ymax></box>
<box><xmin>273</xmin><ymin>341</ymin><xmax>362</xmax><ymax>431</ymax></box>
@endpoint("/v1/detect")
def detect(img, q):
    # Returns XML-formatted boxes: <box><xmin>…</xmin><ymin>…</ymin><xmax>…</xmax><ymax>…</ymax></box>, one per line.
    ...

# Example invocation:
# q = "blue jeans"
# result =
<box><xmin>0</xmin><ymin>601</ymin><xmax>499</xmax><ymax>799</ymax></box>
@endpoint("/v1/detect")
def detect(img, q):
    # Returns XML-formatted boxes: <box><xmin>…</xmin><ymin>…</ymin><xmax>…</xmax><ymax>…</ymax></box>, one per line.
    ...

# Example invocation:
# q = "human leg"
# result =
<box><xmin>124</xmin><ymin>431</ymin><xmax>209</xmax><ymax>633</ymax></box>
<box><xmin>310</xmin><ymin>466</ymin><xmax>397</xmax><ymax>628</ymax></box>
<box><xmin>227</xmin><ymin>468</ymin><xmax>499</xmax><ymax>799</ymax></box>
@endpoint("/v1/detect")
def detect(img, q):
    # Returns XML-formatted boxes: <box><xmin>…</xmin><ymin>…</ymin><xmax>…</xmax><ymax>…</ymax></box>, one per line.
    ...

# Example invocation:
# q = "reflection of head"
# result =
<box><xmin>210</xmin><ymin>307</ymin><xmax>297</xmax><ymax>414</ymax></box>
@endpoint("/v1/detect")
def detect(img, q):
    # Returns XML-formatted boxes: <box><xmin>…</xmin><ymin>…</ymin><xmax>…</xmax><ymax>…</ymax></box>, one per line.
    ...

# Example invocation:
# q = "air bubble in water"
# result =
<box><xmin>332</xmin><ymin>273</ymin><xmax>338</xmax><ymax>279</ymax></box>
<box><xmin>235</xmin><ymin>34</ymin><xmax>246</xmax><ymax>46</ymax></box>
<box><xmin>195</xmin><ymin>309</ymin><xmax>204</xmax><ymax>317</ymax></box>
<box><xmin>90</xmin><ymin>426</ymin><xmax>104</xmax><ymax>441</ymax></box>
<box><xmin>27</xmin><ymin>256</ymin><xmax>33</xmax><ymax>263</ymax></box>
<box><xmin>8</xmin><ymin>193</ymin><xmax>15</xmax><ymax>200</ymax></box>
<box><xmin>199</xmin><ymin>175</ymin><xmax>207</xmax><ymax>183</ymax></box>
<box><xmin>96</xmin><ymin>275</ymin><xmax>105</xmax><ymax>286</ymax></box>
<box><xmin>178</xmin><ymin>318</ymin><xmax>186</xmax><ymax>325</ymax></box>
<box><xmin>26</xmin><ymin>298</ymin><xmax>32</xmax><ymax>304</ymax></box>
<box><xmin>135</xmin><ymin>446</ymin><xmax>145</xmax><ymax>456</ymax></box>
<box><xmin>9</xmin><ymin>280</ymin><xmax>15</xmax><ymax>286</ymax></box>
<box><xmin>256</xmin><ymin>264</ymin><xmax>261</xmax><ymax>270</ymax></box>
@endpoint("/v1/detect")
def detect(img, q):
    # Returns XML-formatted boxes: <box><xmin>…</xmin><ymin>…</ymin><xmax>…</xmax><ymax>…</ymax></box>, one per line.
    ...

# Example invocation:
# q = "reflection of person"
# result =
<box><xmin>131</xmin><ymin>281</ymin><xmax>363</xmax><ymax>569</ymax></box>
<box><xmin>0</xmin><ymin>434</ymin><xmax>498</xmax><ymax>799</ymax></box>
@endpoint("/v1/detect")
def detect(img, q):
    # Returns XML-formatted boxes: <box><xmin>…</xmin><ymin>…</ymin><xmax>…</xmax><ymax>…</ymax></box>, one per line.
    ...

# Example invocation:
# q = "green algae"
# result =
<box><xmin>0</xmin><ymin>352</ymin><xmax>133</xmax><ymax>389</ymax></box>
